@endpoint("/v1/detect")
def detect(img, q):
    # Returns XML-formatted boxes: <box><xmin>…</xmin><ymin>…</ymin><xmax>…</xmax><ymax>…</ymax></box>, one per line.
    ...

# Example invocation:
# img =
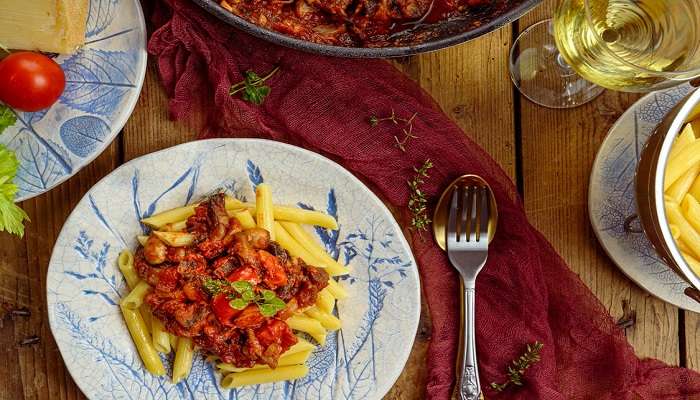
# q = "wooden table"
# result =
<box><xmin>0</xmin><ymin>0</ymin><xmax>692</xmax><ymax>398</ymax></box>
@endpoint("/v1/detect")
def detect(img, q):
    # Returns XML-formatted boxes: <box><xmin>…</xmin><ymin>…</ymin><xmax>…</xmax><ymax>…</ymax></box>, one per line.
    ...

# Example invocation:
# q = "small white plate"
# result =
<box><xmin>1</xmin><ymin>0</ymin><xmax>147</xmax><ymax>201</ymax></box>
<box><xmin>47</xmin><ymin>139</ymin><xmax>421</xmax><ymax>399</ymax></box>
<box><xmin>588</xmin><ymin>83</ymin><xmax>700</xmax><ymax>312</ymax></box>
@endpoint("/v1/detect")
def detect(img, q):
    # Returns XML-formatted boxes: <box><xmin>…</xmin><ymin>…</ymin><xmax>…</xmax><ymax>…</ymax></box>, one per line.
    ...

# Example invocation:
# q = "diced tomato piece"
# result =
<box><xmin>226</xmin><ymin>266</ymin><xmax>261</xmax><ymax>285</ymax></box>
<box><xmin>234</xmin><ymin>305</ymin><xmax>265</xmax><ymax>328</ymax></box>
<box><xmin>255</xmin><ymin>319</ymin><xmax>297</xmax><ymax>350</ymax></box>
<box><xmin>258</xmin><ymin>250</ymin><xmax>287</xmax><ymax>288</ymax></box>
<box><xmin>212</xmin><ymin>294</ymin><xmax>239</xmax><ymax>326</ymax></box>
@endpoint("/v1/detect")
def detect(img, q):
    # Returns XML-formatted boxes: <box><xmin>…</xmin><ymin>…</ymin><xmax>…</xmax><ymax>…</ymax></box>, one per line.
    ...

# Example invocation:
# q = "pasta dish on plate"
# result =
<box><xmin>116</xmin><ymin>184</ymin><xmax>349</xmax><ymax>388</ymax></box>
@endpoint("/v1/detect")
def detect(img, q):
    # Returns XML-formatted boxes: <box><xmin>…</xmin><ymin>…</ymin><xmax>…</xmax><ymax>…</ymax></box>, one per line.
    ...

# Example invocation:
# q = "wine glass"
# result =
<box><xmin>509</xmin><ymin>0</ymin><xmax>700</xmax><ymax>109</ymax></box>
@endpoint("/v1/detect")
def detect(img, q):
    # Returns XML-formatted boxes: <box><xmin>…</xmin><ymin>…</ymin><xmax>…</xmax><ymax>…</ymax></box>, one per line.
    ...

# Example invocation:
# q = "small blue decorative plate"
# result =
<box><xmin>588</xmin><ymin>83</ymin><xmax>700</xmax><ymax>312</ymax></box>
<box><xmin>47</xmin><ymin>139</ymin><xmax>421</xmax><ymax>399</ymax></box>
<box><xmin>1</xmin><ymin>0</ymin><xmax>147</xmax><ymax>201</ymax></box>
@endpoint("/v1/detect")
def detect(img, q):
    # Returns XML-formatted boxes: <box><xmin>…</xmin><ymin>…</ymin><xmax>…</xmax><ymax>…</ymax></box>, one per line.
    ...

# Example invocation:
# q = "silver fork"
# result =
<box><xmin>447</xmin><ymin>185</ymin><xmax>490</xmax><ymax>400</ymax></box>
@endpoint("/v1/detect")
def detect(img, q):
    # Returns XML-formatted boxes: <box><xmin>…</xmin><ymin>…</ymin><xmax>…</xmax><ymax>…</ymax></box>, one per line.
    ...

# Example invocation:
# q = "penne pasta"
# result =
<box><xmin>669</xmin><ymin>121</ymin><xmax>698</xmax><ymax>159</ymax></box>
<box><xmin>665</xmin><ymin>140</ymin><xmax>700</xmax><ymax>190</ymax></box>
<box><xmin>326</xmin><ymin>278</ymin><xmax>348</xmax><ymax>299</ymax></box>
<box><xmin>234</xmin><ymin>210</ymin><xmax>257</xmax><ymax>230</ymax></box>
<box><xmin>120</xmin><ymin>281</ymin><xmax>151</xmax><ymax>310</ymax></box>
<box><xmin>274</xmin><ymin>223</ymin><xmax>348</xmax><ymax>276</ymax></box>
<box><xmin>137</xmin><ymin>235</ymin><xmax>149</xmax><ymax>246</ymax></box>
<box><xmin>666</xmin><ymin>199</ymin><xmax>700</xmax><ymax>257</ymax></box>
<box><xmin>217</xmin><ymin>349</ymin><xmax>312</xmax><ymax>372</ymax></box>
<box><xmin>172</xmin><ymin>337</ymin><xmax>195</xmax><ymax>384</ymax></box>
<box><xmin>274</xmin><ymin>222</ymin><xmax>322</xmax><ymax>264</ymax></box>
<box><xmin>120</xmin><ymin>305</ymin><xmax>165</xmax><ymax>376</ymax></box>
<box><xmin>221</xmin><ymin>365</ymin><xmax>309</xmax><ymax>388</ymax></box>
<box><xmin>666</xmin><ymin>163</ymin><xmax>700</xmax><ymax>203</ymax></box>
<box><xmin>683</xmin><ymin>252</ymin><xmax>700</xmax><ymax>276</ymax></box>
<box><xmin>690</xmin><ymin>174</ymin><xmax>700</xmax><ymax>202</ymax></box>
<box><xmin>142</xmin><ymin>197</ymin><xmax>244</xmax><ymax>229</ymax></box>
<box><xmin>169</xmin><ymin>334</ymin><xmax>179</xmax><ymax>350</ymax></box>
<box><xmin>287</xmin><ymin>337</ymin><xmax>315</xmax><ymax>354</ymax></box>
<box><xmin>670</xmin><ymin>224</ymin><xmax>681</xmax><ymax>240</ymax></box>
<box><xmin>316</xmin><ymin>288</ymin><xmax>335</xmax><ymax>314</ymax></box>
<box><xmin>163</xmin><ymin>220</ymin><xmax>188</xmax><ymax>232</ymax></box>
<box><xmin>118</xmin><ymin>249</ymin><xmax>139</xmax><ymax>290</ymax></box>
<box><xmin>256</xmin><ymin>183</ymin><xmax>275</xmax><ymax>240</ymax></box>
<box><xmin>152</xmin><ymin>231</ymin><xmax>196</xmax><ymax>247</ymax></box>
<box><xmin>682</xmin><ymin>194</ymin><xmax>700</xmax><ymax>235</ymax></box>
<box><xmin>151</xmin><ymin>317</ymin><xmax>171</xmax><ymax>354</ymax></box>
<box><xmin>244</xmin><ymin>203</ymin><xmax>338</xmax><ymax>229</ymax></box>
<box><xmin>142</xmin><ymin>205</ymin><xmax>198</xmax><ymax>229</ymax></box>
<box><xmin>287</xmin><ymin>315</ymin><xmax>326</xmax><ymax>345</ymax></box>
<box><xmin>305</xmin><ymin>307</ymin><xmax>341</xmax><ymax>331</ymax></box>
<box><xmin>279</xmin><ymin>221</ymin><xmax>351</xmax><ymax>276</ymax></box>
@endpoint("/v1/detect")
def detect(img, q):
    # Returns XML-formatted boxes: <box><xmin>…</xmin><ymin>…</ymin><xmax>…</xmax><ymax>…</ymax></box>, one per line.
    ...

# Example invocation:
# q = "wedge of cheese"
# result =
<box><xmin>0</xmin><ymin>0</ymin><xmax>88</xmax><ymax>54</ymax></box>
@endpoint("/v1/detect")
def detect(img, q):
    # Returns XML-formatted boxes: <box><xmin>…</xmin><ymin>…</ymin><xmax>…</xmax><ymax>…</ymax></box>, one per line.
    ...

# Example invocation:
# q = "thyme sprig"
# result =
<box><xmin>368</xmin><ymin>109</ymin><xmax>419</xmax><ymax>152</ymax></box>
<box><xmin>408</xmin><ymin>159</ymin><xmax>433</xmax><ymax>232</ymax></box>
<box><xmin>230</xmin><ymin>66</ymin><xmax>280</xmax><ymax>105</ymax></box>
<box><xmin>490</xmin><ymin>341</ymin><xmax>543</xmax><ymax>392</ymax></box>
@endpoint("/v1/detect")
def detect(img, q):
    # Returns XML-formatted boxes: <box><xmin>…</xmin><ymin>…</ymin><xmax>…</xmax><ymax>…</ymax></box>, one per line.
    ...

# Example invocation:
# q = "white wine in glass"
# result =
<box><xmin>510</xmin><ymin>0</ymin><xmax>700</xmax><ymax>108</ymax></box>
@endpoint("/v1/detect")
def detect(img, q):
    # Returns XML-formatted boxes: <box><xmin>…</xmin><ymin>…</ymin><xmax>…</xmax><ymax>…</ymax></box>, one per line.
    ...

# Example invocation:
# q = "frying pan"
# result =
<box><xmin>191</xmin><ymin>0</ymin><xmax>542</xmax><ymax>58</ymax></box>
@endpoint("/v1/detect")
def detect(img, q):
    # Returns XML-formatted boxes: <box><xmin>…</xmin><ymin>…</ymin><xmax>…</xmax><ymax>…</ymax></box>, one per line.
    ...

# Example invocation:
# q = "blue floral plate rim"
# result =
<box><xmin>10</xmin><ymin>0</ymin><xmax>148</xmax><ymax>202</ymax></box>
<box><xmin>588</xmin><ymin>83</ymin><xmax>700</xmax><ymax>312</ymax></box>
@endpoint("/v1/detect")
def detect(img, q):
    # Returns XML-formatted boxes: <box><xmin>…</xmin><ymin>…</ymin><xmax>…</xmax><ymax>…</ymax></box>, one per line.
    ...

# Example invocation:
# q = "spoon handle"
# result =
<box><xmin>457</xmin><ymin>278</ymin><xmax>480</xmax><ymax>400</ymax></box>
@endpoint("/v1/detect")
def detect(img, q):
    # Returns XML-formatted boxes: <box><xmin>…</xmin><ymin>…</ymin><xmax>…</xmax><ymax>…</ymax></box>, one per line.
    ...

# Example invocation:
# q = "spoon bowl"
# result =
<box><xmin>433</xmin><ymin>175</ymin><xmax>498</xmax><ymax>251</ymax></box>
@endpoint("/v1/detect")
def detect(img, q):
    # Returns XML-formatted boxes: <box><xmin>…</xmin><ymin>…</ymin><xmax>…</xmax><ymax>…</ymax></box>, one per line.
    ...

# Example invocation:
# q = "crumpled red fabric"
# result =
<box><xmin>147</xmin><ymin>1</ymin><xmax>700</xmax><ymax>398</ymax></box>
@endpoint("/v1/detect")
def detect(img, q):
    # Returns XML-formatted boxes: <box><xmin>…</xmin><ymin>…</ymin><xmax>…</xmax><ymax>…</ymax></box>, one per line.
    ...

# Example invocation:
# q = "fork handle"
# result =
<box><xmin>456</xmin><ymin>278</ymin><xmax>481</xmax><ymax>400</ymax></box>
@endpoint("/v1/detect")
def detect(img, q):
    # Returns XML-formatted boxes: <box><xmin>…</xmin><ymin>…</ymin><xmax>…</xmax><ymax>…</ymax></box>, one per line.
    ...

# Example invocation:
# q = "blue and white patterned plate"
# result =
<box><xmin>2</xmin><ymin>0</ymin><xmax>146</xmax><ymax>201</ymax></box>
<box><xmin>588</xmin><ymin>83</ymin><xmax>700</xmax><ymax>312</ymax></box>
<box><xmin>47</xmin><ymin>139</ymin><xmax>421</xmax><ymax>399</ymax></box>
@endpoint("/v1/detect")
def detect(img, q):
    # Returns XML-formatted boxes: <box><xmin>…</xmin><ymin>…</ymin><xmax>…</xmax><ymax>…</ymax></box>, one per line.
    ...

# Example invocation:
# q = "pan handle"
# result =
<box><xmin>684</xmin><ymin>287</ymin><xmax>700</xmax><ymax>304</ymax></box>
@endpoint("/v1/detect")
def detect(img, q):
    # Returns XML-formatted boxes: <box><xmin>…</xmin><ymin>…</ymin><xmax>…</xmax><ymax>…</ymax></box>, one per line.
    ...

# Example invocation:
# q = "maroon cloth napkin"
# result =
<box><xmin>148</xmin><ymin>1</ymin><xmax>700</xmax><ymax>398</ymax></box>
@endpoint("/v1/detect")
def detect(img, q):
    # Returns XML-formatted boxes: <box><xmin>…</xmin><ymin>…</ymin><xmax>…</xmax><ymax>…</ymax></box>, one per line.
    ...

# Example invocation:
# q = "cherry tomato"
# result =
<box><xmin>0</xmin><ymin>52</ymin><xmax>65</xmax><ymax>112</ymax></box>
<box><xmin>212</xmin><ymin>294</ymin><xmax>239</xmax><ymax>326</ymax></box>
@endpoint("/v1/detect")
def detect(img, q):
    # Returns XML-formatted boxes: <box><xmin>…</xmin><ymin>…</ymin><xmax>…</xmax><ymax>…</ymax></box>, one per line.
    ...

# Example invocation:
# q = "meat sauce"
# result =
<box><xmin>135</xmin><ymin>194</ymin><xmax>329</xmax><ymax>368</ymax></box>
<box><xmin>219</xmin><ymin>0</ymin><xmax>493</xmax><ymax>47</ymax></box>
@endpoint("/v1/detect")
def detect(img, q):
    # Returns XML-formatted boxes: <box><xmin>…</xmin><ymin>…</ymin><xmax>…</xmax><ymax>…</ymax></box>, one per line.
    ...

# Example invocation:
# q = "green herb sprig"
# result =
<box><xmin>368</xmin><ymin>109</ymin><xmax>419</xmax><ymax>152</ymax></box>
<box><xmin>229</xmin><ymin>66</ymin><xmax>280</xmax><ymax>105</ymax></box>
<box><xmin>203</xmin><ymin>278</ymin><xmax>286</xmax><ymax>317</ymax></box>
<box><xmin>0</xmin><ymin>104</ymin><xmax>16</xmax><ymax>135</ymax></box>
<box><xmin>0</xmin><ymin>144</ymin><xmax>29</xmax><ymax>237</ymax></box>
<box><xmin>407</xmin><ymin>159</ymin><xmax>433</xmax><ymax>232</ymax></box>
<box><xmin>490</xmin><ymin>341</ymin><xmax>543</xmax><ymax>392</ymax></box>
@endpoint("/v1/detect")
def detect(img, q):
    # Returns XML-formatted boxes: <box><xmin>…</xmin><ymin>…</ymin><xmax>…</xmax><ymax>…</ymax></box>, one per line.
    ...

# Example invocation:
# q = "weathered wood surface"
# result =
<box><xmin>0</xmin><ymin>2</ymin><xmax>688</xmax><ymax>398</ymax></box>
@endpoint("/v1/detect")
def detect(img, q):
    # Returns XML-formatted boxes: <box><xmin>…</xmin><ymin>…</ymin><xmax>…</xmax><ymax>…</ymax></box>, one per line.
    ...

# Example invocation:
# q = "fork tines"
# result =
<box><xmin>447</xmin><ymin>185</ymin><xmax>490</xmax><ymax>244</ymax></box>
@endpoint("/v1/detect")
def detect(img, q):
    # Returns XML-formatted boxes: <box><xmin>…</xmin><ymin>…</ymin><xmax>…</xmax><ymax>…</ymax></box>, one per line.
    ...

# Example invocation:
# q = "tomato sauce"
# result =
<box><xmin>135</xmin><ymin>194</ymin><xmax>329</xmax><ymax>368</ymax></box>
<box><xmin>219</xmin><ymin>0</ymin><xmax>495</xmax><ymax>47</ymax></box>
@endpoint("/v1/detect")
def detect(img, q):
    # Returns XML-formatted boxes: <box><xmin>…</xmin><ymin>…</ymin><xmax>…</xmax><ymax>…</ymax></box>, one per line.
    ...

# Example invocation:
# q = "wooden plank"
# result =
<box><xmin>517</xmin><ymin>1</ymin><xmax>679</xmax><ymax>364</ymax></box>
<box><xmin>686</xmin><ymin>313</ymin><xmax>700</xmax><ymax>368</ymax></box>
<box><xmin>393</xmin><ymin>27</ymin><xmax>517</xmax><ymax>179</ymax></box>
<box><xmin>388</xmin><ymin>27</ymin><xmax>517</xmax><ymax>399</ymax></box>
<box><xmin>0</xmin><ymin>140</ymin><xmax>118</xmax><ymax>400</ymax></box>
<box><xmin>122</xmin><ymin>62</ymin><xmax>198</xmax><ymax>161</ymax></box>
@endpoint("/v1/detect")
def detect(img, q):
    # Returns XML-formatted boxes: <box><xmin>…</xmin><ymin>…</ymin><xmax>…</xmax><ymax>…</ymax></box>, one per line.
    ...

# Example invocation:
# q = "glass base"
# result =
<box><xmin>509</xmin><ymin>19</ymin><xmax>605</xmax><ymax>109</ymax></box>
